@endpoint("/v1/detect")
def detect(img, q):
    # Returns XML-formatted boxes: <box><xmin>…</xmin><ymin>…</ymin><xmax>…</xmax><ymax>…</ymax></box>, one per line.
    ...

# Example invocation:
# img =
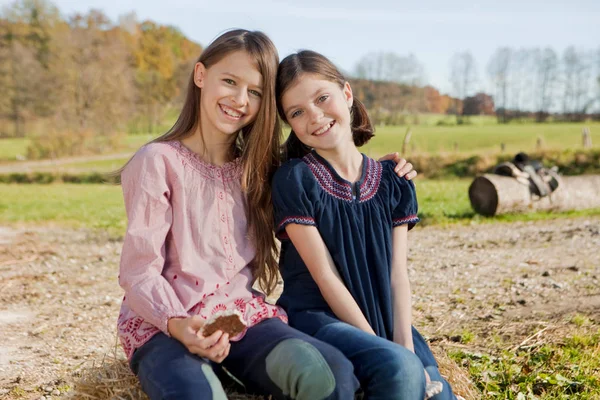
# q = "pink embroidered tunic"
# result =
<box><xmin>117</xmin><ymin>141</ymin><xmax>287</xmax><ymax>359</ymax></box>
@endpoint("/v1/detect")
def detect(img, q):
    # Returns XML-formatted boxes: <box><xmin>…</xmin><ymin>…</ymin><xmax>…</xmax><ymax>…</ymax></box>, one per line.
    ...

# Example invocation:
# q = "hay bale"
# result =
<box><xmin>69</xmin><ymin>351</ymin><xmax>146</xmax><ymax>400</ymax></box>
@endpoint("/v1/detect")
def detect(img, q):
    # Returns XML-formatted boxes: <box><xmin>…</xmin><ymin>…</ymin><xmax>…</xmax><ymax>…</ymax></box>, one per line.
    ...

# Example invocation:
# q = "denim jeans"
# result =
<box><xmin>130</xmin><ymin>318</ymin><xmax>359</xmax><ymax>400</ymax></box>
<box><xmin>313</xmin><ymin>321</ymin><xmax>456</xmax><ymax>400</ymax></box>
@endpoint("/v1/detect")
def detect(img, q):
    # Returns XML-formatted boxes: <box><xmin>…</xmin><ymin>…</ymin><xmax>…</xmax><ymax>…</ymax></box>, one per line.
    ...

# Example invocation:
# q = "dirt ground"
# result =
<box><xmin>0</xmin><ymin>216</ymin><xmax>599</xmax><ymax>399</ymax></box>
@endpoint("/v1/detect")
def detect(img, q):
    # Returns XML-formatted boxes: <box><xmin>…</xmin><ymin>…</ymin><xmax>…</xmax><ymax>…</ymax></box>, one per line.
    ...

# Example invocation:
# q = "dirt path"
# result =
<box><xmin>0</xmin><ymin>217</ymin><xmax>599</xmax><ymax>399</ymax></box>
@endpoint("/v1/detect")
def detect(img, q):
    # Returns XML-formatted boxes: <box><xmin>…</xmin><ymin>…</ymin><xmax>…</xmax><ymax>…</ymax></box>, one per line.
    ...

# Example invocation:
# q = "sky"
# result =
<box><xmin>3</xmin><ymin>0</ymin><xmax>599</xmax><ymax>95</ymax></box>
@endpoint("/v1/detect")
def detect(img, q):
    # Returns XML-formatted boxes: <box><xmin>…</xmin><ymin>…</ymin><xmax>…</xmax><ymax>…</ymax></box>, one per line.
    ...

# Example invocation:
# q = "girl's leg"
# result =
<box><xmin>130</xmin><ymin>333</ymin><xmax>227</xmax><ymax>400</ymax></box>
<box><xmin>222</xmin><ymin>317</ymin><xmax>359</xmax><ymax>400</ymax></box>
<box><xmin>412</xmin><ymin>327</ymin><xmax>457</xmax><ymax>400</ymax></box>
<box><xmin>314</xmin><ymin>321</ymin><xmax>426</xmax><ymax>400</ymax></box>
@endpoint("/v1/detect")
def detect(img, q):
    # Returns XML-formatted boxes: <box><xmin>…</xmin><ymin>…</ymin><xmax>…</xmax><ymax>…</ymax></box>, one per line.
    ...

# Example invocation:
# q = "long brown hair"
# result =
<box><xmin>276</xmin><ymin>50</ymin><xmax>374</xmax><ymax>160</ymax></box>
<box><xmin>117</xmin><ymin>29</ymin><xmax>282</xmax><ymax>294</ymax></box>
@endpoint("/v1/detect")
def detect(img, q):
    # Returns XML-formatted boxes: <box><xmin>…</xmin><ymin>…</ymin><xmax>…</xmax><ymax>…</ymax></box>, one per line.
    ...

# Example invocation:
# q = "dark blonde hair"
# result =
<box><xmin>276</xmin><ymin>50</ymin><xmax>374</xmax><ymax>159</ymax></box>
<box><xmin>117</xmin><ymin>29</ymin><xmax>282</xmax><ymax>294</ymax></box>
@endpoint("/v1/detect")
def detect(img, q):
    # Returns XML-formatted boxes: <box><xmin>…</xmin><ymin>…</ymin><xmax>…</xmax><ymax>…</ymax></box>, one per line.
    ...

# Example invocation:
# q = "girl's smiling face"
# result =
<box><xmin>195</xmin><ymin>50</ymin><xmax>264</xmax><ymax>137</ymax></box>
<box><xmin>281</xmin><ymin>73</ymin><xmax>354</xmax><ymax>152</ymax></box>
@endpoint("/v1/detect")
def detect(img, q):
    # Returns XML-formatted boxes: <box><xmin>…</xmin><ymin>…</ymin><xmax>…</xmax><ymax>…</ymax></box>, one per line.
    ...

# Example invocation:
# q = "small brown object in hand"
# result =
<box><xmin>201</xmin><ymin>311</ymin><xmax>247</xmax><ymax>337</ymax></box>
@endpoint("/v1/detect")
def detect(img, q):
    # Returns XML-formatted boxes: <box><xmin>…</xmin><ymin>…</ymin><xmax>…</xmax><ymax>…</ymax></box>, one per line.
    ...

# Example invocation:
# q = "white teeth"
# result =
<box><xmin>221</xmin><ymin>105</ymin><xmax>242</xmax><ymax>118</ymax></box>
<box><xmin>314</xmin><ymin>121</ymin><xmax>333</xmax><ymax>136</ymax></box>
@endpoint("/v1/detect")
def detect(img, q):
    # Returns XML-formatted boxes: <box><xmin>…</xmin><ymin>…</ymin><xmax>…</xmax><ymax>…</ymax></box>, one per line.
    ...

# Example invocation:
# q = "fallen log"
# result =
<box><xmin>468</xmin><ymin>174</ymin><xmax>600</xmax><ymax>216</ymax></box>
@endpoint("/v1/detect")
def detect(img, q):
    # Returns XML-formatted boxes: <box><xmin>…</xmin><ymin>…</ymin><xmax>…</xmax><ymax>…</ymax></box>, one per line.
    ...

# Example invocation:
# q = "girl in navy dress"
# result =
<box><xmin>272</xmin><ymin>50</ymin><xmax>457</xmax><ymax>400</ymax></box>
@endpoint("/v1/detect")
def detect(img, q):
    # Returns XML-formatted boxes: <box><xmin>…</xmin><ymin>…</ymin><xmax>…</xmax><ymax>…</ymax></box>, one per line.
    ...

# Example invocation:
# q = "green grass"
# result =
<box><xmin>449</xmin><ymin>319</ymin><xmax>600</xmax><ymax>399</ymax></box>
<box><xmin>362</xmin><ymin>122</ymin><xmax>600</xmax><ymax>157</ymax></box>
<box><xmin>0</xmin><ymin>137</ymin><xmax>31</xmax><ymax>161</ymax></box>
<box><xmin>3</xmin><ymin>121</ymin><xmax>599</xmax><ymax>166</ymax></box>
<box><xmin>0</xmin><ymin>134</ymin><xmax>154</xmax><ymax>163</ymax></box>
<box><xmin>0</xmin><ymin>183</ymin><xmax>126</xmax><ymax>235</ymax></box>
<box><xmin>35</xmin><ymin>158</ymin><xmax>131</xmax><ymax>172</ymax></box>
<box><xmin>2</xmin><ymin>180</ymin><xmax>599</xmax><ymax>236</ymax></box>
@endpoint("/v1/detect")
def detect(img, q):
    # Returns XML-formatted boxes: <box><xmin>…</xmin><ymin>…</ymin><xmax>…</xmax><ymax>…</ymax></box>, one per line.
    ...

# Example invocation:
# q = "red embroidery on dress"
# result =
<box><xmin>117</xmin><ymin>316</ymin><xmax>160</xmax><ymax>359</ymax></box>
<box><xmin>211</xmin><ymin>304</ymin><xmax>227</xmax><ymax>315</ymax></box>
<box><xmin>234</xmin><ymin>298</ymin><xmax>246</xmax><ymax>313</ymax></box>
<box><xmin>190</xmin><ymin>300</ymin><xmax>206</xmax><ymax>314</ymax></box>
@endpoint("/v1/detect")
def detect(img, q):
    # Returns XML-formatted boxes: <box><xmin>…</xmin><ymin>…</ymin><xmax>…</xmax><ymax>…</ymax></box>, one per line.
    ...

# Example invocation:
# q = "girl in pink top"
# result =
<box><xmin>117</xmin><ymin>29</ymin><xmax>416</xmax><ymax>400</ymax></box>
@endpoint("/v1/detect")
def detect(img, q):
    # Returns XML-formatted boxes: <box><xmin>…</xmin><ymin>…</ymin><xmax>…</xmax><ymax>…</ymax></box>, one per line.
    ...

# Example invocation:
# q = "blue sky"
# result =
<box><xmin>3</xmin><ymin>0</ymin><xmax>599</xmax><ymax>95</ymax></box>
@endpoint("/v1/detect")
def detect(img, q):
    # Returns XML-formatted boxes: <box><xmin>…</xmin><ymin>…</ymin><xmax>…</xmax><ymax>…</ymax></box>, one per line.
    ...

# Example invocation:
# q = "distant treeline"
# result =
<box><xmin>1</xmin><ymin>0</ymin><xmax>599</xmax><ymax>151</ymax></box>
<box><xmin>1</xmin><ymin>0</ymin><xmax>201</xmax><ymax>144</ymax></box>
<box><xmin>354</xmin><ymin>48</ymin><xmax>600</xmax><ymax>124</ymax></box>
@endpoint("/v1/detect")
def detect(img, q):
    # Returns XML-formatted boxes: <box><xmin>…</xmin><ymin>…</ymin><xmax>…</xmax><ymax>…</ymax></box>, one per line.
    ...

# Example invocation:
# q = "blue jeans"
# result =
<box><xmin>130</xmin><ymin>318</ymin><xmax>359</xmax><ymax>400</ymax></box>
<box><xmin>313</xmin><ymin>321</ymin><xmax>456</xmax><ymax>400</ymax></box>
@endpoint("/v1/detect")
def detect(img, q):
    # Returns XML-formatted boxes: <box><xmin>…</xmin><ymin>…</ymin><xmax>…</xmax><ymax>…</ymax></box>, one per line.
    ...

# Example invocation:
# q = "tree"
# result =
<box><xmin>488</xmin><ymin>47</ymin><xmax>512</xmax><ymax>123</ymax></box>
<box><xmin>132</xmin><ymin>21</ymin><xmax>200</xmax><ymax>133</ymax></box>
<box><xmin>561</xmin><ymin>46</ymin><xmax>594</xmax><ymax>121</ymax></box>
<box><xmin>449</xmin><ymin>51</ymin><xmax>477</xmax><ymax>122</ymax></box>
<box><xmin>533</xmin><ymin>47</ymin><xmax>558</xmax><ymax>121</ymax></box>
<box><xmin>50</xmin><ymin>10</ymin><xmax>135</xmax><ymax>135</ymax></box>
<box><xmin>0</xmin><ymin>0</ymin><xmax>60</xmax><ymax>136</ymax></box>
<box><xmin>354</xmin><ymin>51</ymin><xmax>425</xmax><ymax>85</ymax></box>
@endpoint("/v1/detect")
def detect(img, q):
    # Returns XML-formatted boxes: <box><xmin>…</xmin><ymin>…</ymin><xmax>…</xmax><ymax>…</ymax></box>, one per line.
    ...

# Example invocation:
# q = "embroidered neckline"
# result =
<box><xmin>167</xmin><ymin>140</ymin><xmax>242</xmax><ymax>181</ymax></box>
<box><xmin>303</xmin><ymin>151</ymin><xmax>382</xmax><ymax>202</ymax></box>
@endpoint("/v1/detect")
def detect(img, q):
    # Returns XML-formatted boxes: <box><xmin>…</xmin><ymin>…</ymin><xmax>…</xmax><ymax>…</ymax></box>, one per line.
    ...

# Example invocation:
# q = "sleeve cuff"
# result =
<box><xmin>160</xmin><ymin>311</ymin><xmax>190</xmax><ymax>337</ymax></box>
<box><xmin>276</xmin><ymin>216</ymin><xmax>316</xmax><ymax>240</ymax></box>
<box><xmin>393</xmin><ymin>214</ymin><xmax>420</xmax><ymax>230</ymax></box>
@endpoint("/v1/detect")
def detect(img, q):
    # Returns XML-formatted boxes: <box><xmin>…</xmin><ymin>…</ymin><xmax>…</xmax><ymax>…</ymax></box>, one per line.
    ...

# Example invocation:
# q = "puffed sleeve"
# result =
<box><xmin>272</xmin><ymin>161</ymin><xmax>317</xmax><ymax>240</ymax></box>
<box><xmin>118</xmin><ymin>146</ymin><xmax>188</xmax><ymax>335</ymax></box>
<box><xmin>391</xmin><ymin>172</ymin><xmax>420</xmax><ymax>231</ymax></box>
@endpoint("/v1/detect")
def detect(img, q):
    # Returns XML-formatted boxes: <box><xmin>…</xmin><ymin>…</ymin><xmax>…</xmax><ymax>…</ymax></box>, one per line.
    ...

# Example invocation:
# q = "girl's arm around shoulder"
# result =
<box><xmin>285</xmin><ymin>224</ymin><xmax>376</xmax><ymax>335</ymax></box>
<box><xmin>119</xmin><ymin>143</ymin><xmax>188</xmax><ymax>336</ymax></box>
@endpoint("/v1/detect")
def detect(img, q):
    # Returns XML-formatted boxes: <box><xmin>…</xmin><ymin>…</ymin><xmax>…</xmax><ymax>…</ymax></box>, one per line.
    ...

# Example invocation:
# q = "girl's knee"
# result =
<box><xmin>265</xmin><ymin>338</ymin><xmax>355</xmax><ymax>400</ymax></box>
<box><xmin>366</xmin><ymin>347</ymin><xmax>426</xmax><ymax>398</ymax></box>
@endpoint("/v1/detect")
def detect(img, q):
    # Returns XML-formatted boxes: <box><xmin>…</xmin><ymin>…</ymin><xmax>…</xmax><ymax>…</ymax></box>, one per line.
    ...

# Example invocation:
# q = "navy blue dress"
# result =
<box><xmin>273</xmin><ymin>150</ymin><xmax>421</xmax><ymax>341</ymax></box>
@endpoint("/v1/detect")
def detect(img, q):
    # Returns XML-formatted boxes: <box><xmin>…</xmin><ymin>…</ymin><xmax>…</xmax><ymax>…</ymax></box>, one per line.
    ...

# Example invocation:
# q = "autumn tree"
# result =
<box><xmin>132</xmin><ymin>21</ymin><xmax>200</xmax><ymax>133</ymax></box>
<box><xmin>0</xmin><ymin>0</ymin><xmax>59</xmax><ymax>136</ymax></box>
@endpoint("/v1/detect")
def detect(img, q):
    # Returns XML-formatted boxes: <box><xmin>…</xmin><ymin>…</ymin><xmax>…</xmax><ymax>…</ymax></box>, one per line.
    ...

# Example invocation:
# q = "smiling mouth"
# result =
<box><xmin>219</xmin><ymin>104</ymin><xmax>245</xmax><ymax>120</ymax></box>
<box><xmin>313</xmin><ymin>121</ymin><xmax>335</xmax><ymax>136</ymax></box>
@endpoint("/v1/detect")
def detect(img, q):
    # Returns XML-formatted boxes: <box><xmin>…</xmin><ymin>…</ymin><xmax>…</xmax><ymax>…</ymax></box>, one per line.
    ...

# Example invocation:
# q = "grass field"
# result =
<box><xmin>362</xmin><ymin>122</ymin><xmax>600</xmax><ymax>157</ymax></box>
<box><xmin>2</xmin><ymin>122</ymin><xmax>598</xmax><ymax>173</ymax></box>
<box><xmin>2</xmin><ymin>181</ymin><xmax>599</xmax><ymax>236</ymax></box>
<box><xmin>0</xmin><ymin>138</ymin><xmax>31</xmax><ymax>161</ymax></box>
<box><xmin>0</xmin><ymin>134</ymin><xmax>154</xmax><ymax>162</ymax></box>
